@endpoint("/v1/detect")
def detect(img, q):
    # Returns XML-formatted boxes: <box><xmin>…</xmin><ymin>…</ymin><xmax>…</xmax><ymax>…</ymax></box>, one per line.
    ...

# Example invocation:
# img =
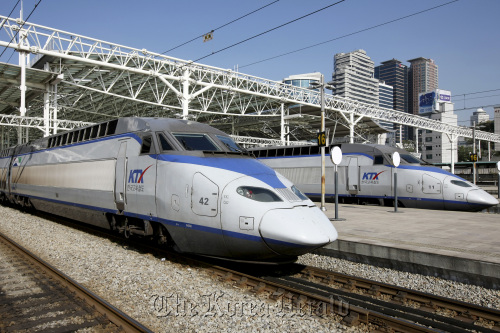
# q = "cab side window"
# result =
<box><xmin>157</xmin><ymin>133</ymin><xmax>174</xmax><ymax>151</ymax></box>
<box><xmin>374</xmin><ymin>155</ymin><xmax>384</xmax><ymax>164</ymax></box>
<box><xmin>140</xmin><ymin>135</ymin><xmax>153</xmax><ymax>154</ymax></box>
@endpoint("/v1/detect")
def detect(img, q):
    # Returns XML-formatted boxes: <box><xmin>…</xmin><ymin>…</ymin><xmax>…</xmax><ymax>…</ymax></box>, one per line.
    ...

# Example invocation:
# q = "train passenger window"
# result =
<box><xmin>99</xmin><ymin>124</ymin><xmax>107</xmax><ymax>137</ymax></box>
<box><xmin>374</xmin><ymin>155</ymin><xmax>384</xmax><ymax>164</ymax></box>
<box><xmin>90</xmin><ymin>126</ymin><xmax>99</xmax><ymax>139</ymax></box>
<box><xmin>216</xmin><ymin>135</ymin><xmax>245</xmax><ymax>152</ymax></box>
<box><xmin>157</xmin><ymin>133</ymin><xmax>174</xmax><ymax>151</ymax></box>
<box><xmin>173</xmin><ymin>133</ymin><xmax>220</xmax><ymax>151</ymax></box>
<box><xmin>61</xmin><ymin>134</ymin><xmax>68</xmax><ymax>145</ymax></box>
<box><xmin>298</xmin><ymin>146</ymin><xmax>308</xmax><ymax>156</ymax></box>
<box><xmin>140</xmin><ymin>135</ymin><xmax>153</xmax><ymax>154</ymax></box>
<box><xmin>84</xmin><ymin>128</ymin><xmax>90</xmax><ymax>140</ymax></box>
<box><xmin>106</xmin><ymin>120</ymin><xmax>118</xmax><ymax>135</ymax></box>
<box><xmin>77</xmin><ymin>130</ymin><xmax>84</xmax><ymax>142</ymax></box>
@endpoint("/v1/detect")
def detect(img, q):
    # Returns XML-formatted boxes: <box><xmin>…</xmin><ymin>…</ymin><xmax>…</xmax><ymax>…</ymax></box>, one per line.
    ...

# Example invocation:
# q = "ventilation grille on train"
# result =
<box><xmin>274</xmin><ymin>188</ymin><xmax>302</xmax><ymax>202</ymax></box>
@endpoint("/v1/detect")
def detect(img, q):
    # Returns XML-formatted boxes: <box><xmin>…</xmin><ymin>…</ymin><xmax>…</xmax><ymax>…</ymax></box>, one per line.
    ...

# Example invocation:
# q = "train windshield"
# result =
<box><xmin>173</xmin><ymin>133</ymin><xmax>220</xmax><ymax>151</ymax></box>
<box><xmin>216</xmin><ymin>135</ymin><xmax>246</xmax><ymax>153</ymax></box>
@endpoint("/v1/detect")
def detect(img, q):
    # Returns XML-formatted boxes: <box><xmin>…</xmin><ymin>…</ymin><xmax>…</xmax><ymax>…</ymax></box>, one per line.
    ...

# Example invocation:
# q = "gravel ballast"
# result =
<box><xmin>0</xmin><ymin>205</ymin><xmax>498</xmax><ymax>332</ymax></box>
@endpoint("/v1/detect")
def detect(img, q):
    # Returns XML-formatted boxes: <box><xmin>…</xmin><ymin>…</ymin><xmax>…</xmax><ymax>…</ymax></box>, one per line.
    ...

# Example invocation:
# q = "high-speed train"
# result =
<box><xmin>250</xmin><ymin>143</ymin><xmax>498</xmax><ymax>211</ymax></box>
<box><xmin>0</xmin><ymin>117</ymin><xmax>337</xmax><ymax>262</ymax></box>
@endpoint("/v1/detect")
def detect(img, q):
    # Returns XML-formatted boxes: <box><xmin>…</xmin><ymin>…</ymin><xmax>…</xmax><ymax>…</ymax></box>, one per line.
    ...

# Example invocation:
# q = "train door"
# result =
<box><xmin>347</xmin><ymin>157</ymin><xmax>359</xmax><ymax>194</ymax></box>
<box><xmin>422</xmin><ymin>174</ymin><xmax>442</xmax><ymax>194</ymax></box>
<box><xmin>125</xmin><ymin>134</ymin><xmax>157</xmax><ymax>219</ymax></box>
<box><xmin>114</xmin><ymin>141</ymin><xmax>127</xmax><ymax>211</ymax></box>
<box><xmin>421</xmin><ymin>173</ymin><xmax>444</xmax><ymax>209</ymax></box>
<box><xmin>189</xmin><ymin>172</ymin><xmax>227</xmax><ymax>256</ymax></box>
<box><xmin>191</xmin><ymin>172</ymin><xmax>219</xmax><ymax>217</ymax></box>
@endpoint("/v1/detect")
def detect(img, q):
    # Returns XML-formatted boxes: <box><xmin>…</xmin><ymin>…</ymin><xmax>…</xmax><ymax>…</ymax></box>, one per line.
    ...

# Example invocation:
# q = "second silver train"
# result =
<box><xmin>250</xmin><ymin>143</ymin><xmax>498</xmax><ymax>211</ymax></box>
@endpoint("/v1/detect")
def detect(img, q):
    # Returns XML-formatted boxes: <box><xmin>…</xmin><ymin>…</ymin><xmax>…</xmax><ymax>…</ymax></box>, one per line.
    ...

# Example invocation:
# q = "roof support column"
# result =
<box><xmin>53</xmin><ymin>83</ymin><xmax>58</xmax><ymax>134</ymax></box>
<box><xmin>445</xmin><ymin>133</ymin><xmax>456</xmax><ymax>174</ymax></box>
<box><xmin>399</xmin><ymin>125</ymin><xmax>403</xmax><ymax>147</ymax></box>
<box><xmin>349</xmin><ymin>112</ymin><xmax>354</xmax><ymax>144</ymax></box>
<box><xmin>280</xmin><ymin>103</ymin><xmax>285</xmax><ymax>144</ymax></box>
<box><xmin>43</xmin><ymin>64</ymin><xmax>51</xmax><ymax>137</ymax></box>
<box><xmin>18</xmin><ymin>29</ymin><xmax>28</xmax><ymax>144</ymax></box>
<box><xmin>415</xmin><ymin>128</ymin><xmax>419</xmax><ymax>154</ymax></box>
<box><xmin>43</xmin><ymin>87</ymin><xmax>50</xmax><ymax>137</ymax></box>
<box><xmin>181</xmin><ymin>68</ymin><xmax>190</xmax><ymax>120</ymax></box>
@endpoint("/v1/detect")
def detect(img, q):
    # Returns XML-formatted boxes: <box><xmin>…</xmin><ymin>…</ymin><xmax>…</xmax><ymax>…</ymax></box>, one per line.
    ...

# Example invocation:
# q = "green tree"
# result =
<box><xmin>477</xmin><ymin>120</ymin><xmax>494</xmax><ymax>133</ymax></box>
<box><xmin>457</xmin><ymin>145</ymin><xmax>472</xmax><ymax>162</ymax></box>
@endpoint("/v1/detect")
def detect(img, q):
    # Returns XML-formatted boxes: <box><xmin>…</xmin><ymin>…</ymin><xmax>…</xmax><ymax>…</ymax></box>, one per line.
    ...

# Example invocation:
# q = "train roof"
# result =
<box><xmin>3</xmin><ymin>117</ymin><xmax>231</xmax><ymax>155</ymax></box>
<box><xmin>111</xmin><ymin>117</ymin><xmax>228</xmax><ymax>136</ymax></box>
<box><xmin>249</xmin><ymin>143</ymin><xmax>407</xmax><ymax>158</ymax></box>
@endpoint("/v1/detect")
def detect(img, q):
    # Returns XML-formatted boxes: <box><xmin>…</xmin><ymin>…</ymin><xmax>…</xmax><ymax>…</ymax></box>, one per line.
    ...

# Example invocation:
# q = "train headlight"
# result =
<box><xmin>450</xmin><ymin>180</ymin><xmax>472</xmax><ymax>188</ymax></box>
<box><xmin>291</xmin><ymin>185</ymin><xmax>308</xmax><ymax>200</ymax></box>
<box><xmin>236</xmin><ymin>186</ymin><xmax>283</xmax><ymax>202</ymax></box>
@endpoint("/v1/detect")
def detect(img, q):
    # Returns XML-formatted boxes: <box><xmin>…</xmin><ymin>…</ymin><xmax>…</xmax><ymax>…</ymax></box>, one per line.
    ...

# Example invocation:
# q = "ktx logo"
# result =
<box><xmin>362</xmin><ymin>171</ymin><xmax>384</xmax><ymax>181</ymax></box>
<box><xmin>128</xmin><ymin>165</ymin><xmax>152</xmax><ymax>183</ymax></box>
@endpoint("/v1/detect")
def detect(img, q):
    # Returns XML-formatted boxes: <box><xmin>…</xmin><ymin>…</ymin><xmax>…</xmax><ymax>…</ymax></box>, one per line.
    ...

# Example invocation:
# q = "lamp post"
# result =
<box><xmin>309</xmin><ymin>74</ymin><xmax>335</xmax><ymax>212</ymax></box>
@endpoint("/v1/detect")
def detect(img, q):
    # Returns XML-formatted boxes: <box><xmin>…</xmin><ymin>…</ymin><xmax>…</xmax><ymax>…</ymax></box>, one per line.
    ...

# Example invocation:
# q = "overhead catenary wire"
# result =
<box><xmin>0</xmin><ymin>0</ymin><xmax>43</xmax><ymax>60</ymax></box>
<box><xmin>452</xmin><ymin>88</ymin><xmax>500</xmax><ymax>97</ymax></box>
<box><xmin>162</xmin><ymin>0</ymin><xmax>280</xmax><ymax>54</ymax></box>
<box><xmin>189</xmin><ymin>0</ymin><xmax>346</xmax><ymax>64</ymax></box>
<box><xmin>0</xmin><ymin>0</ymin><xmax>21</xmax><ymax>32</ymax></box>
<box><xmin>240</xmin><ymin>0</ymin><xmax>459</xmax><ymax>69</ymax></box>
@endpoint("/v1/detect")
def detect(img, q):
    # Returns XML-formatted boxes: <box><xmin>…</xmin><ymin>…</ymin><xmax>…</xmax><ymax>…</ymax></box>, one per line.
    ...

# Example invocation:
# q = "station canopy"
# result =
<box><xmin>0</xmin><ymin>15</ymin><xmax>498</xmax><ymax>146</ymax></box>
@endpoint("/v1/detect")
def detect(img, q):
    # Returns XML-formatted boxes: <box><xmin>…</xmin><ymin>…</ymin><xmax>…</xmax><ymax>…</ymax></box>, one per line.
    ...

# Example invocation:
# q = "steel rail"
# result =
<box><xmin>296</xmin><ymin>265</ymin><xmax>500</xmax><ymax>328</ymax></box>
<box><xmin>208</xmin><ymin>265</ymin><xmax>438</xmax><ymax>332</ymax></box>
<box><xmin>0</xmin><ymin>230</ymin><xmax>153</xmax><ymax>333</ymax></box>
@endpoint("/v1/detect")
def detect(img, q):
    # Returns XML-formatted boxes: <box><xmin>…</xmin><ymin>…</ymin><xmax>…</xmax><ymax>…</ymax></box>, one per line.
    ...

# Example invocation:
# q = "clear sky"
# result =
<box><xmin>1</xmin><ymin>0</ymin><xmax>499</xmax><ymax>126</ymax></box>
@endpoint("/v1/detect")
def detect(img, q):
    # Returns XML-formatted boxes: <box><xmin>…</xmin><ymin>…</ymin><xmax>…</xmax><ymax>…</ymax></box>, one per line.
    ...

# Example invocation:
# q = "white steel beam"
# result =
<box><xmin>0</xmin><ymin>114</ymin><xmax>93</xmax><ymax>132</ymax></box>
<box><xmin>0</xmin><ymin>15</ymin><xmax>499</xmax><ymax>143</ymax></box>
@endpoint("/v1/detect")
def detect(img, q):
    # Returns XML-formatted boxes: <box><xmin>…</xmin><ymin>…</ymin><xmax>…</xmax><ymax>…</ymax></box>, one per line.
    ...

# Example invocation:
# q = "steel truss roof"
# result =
<box><xmin>0</xmin><ymin>15</ymin><xmax>498</xmax><ymax>145</ymax></box>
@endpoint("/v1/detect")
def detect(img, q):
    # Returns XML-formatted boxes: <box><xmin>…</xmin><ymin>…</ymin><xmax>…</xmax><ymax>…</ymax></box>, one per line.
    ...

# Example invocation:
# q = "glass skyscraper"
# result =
<box><xmin>331</xmin><ymin>49</ymin><xmax>379</xmax><ymax>106</ymax></box>
<box><xmin>374</xmin><ymin>59</ymin><xmax>408</xmax><ymax>140</ymax></box>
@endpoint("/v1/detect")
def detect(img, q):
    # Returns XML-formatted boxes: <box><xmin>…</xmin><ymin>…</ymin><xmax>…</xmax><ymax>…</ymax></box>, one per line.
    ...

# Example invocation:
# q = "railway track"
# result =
<box><xmin>0</xmin><ymin>231</ymin><xmax>152</xmax><ymax>333</ymax></box>
<box><xmin>209</xmin><ymin>263</ymin><xmax>500</xmax><ymax>333</ymax></box>
<box><xmin>6</xmin><ymin>210</ymin><xmax>500</xmax><ymax>332</ymax></box>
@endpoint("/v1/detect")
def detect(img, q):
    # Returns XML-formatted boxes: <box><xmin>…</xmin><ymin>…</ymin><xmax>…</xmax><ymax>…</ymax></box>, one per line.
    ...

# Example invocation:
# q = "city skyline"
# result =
<box><xmin>0</xmin><ymin>0</ymin><xmax>498</xmax><ymax>127</ymax></box>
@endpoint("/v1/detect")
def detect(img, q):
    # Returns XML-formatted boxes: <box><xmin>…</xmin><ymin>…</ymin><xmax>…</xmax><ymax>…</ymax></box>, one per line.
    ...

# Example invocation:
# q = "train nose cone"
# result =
<box><xmin>259</xmin><ymin>206</ymin><xmax>337</xmax><ymax>256</ymax></box>
<box><xmin>467</xmin><ymin>189</ymin><xmax>499</xmax><ymax>208</ymax></box>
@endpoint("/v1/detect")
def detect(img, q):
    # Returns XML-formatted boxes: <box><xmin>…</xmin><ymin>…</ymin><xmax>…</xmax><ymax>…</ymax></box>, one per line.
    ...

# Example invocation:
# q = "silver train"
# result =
<box><xmin>250</xmin><ymin>143</ymin><xmax>499</xmax><ymax>211</ymax></box>
<box><xmin>0</xmin><ymin>118</ymin><xmax>337</xmax><ymax>262</ymax></box>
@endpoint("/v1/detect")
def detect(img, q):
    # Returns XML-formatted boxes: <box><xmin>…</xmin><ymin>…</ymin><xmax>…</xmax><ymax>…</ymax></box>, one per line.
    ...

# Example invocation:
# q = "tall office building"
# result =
<box><xmin>375</xmin><ymin>58</ymin><xmax>409</xmax><ymax>140</ymax></box>
<box><xmin>408</xmin><ymin>57</ymin><xmax>438</xmax><ymax>115</ymax></box>
<box><xmin>377</xmin><ymin>81</ymin><xmax>395</xmax><ymax>145</ymax></box>
<box><xmin>408</xmin><ymin>57</ymin><xmax>438</xmax><ymax>140</ymax></box>
<box><xmin>331</xmin><ymin>49</ymin><xmax>379</xmax><ymax>105</ymax></box>
<box><xmin>419</xmin><ymin>95</ymin><xmax>458</xmax><ymax>164</ymax></box>
<box><xmin>470</xmin><ymin>107</ymin><xmax>490</xmax><ymax>127</ymax></box>
<box><xmin>378</xmin><ymin>81</ymin><xmax>393</xmax><ymax>110</ymax></box>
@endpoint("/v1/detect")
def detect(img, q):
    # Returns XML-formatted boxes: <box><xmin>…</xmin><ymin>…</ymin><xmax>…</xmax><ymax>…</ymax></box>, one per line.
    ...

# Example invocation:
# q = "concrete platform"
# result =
<box><xmin>315</xmin><ymin>202</ymin><xmax>500</xmax><ymax>289</ymax></box>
